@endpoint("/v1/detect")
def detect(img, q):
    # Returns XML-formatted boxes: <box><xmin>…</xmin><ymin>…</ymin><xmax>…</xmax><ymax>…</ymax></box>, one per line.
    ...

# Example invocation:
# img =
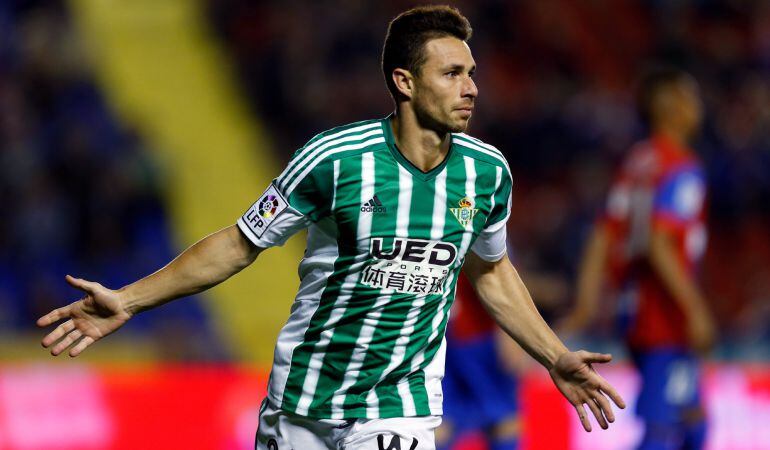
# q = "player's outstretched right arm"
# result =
<box><xmin>37</xmin><ymin>225</ymin><xmax>261</xmax><ymax>357</ymax></box>
<box><xmin>464</xmin><ymin>252</ymin><xmax>626</xmax><ymax>432</ymax></box>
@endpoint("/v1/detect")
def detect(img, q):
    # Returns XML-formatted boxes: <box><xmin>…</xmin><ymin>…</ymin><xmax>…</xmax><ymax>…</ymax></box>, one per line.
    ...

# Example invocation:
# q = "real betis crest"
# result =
<box><xmin>450</xmin><ymin>196</ymin><xmax>478</xmax><ymax>228</ymax></box>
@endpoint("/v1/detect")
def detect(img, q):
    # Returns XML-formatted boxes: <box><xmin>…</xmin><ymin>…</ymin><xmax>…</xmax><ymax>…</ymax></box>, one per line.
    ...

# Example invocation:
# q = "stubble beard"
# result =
<box><xmin>413</xmin><ymin>98</ymin><xmax>467</xmax><ymax>135</ymax></box>
<box><xmin>448</xmin><ymin>118</ymin><xmax>469</xmax><ymax>133</ymax></box>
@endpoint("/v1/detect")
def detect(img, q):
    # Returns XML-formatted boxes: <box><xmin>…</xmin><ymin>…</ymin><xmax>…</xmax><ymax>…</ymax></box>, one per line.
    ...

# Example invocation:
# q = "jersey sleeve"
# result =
<box><xmin>470</xmin><ymin>165</ymin><xmax>512</xmax><ymax>261</ymax></box>
<box><xmin>236</xmin><ymin>144</ymin><xmax>335</xmax><ymax>249</ymax></box>
<box><xmin>652</xmin><ymin>166</ymin><xmax>706</xmax><ymax>233</ymax></box>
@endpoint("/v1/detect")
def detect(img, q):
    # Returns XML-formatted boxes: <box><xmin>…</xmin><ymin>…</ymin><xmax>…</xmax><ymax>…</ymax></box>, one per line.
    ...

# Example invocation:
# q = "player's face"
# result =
<box><xmin>660</xmin><ymin>77</ymin><xmax>703</xmax><ymax>138</ymax></box>
<box><xmin>675</xmin><ymin>77</ymin><xmax>703</xmax><ymax>138</ymax></box>
<box><xmin>411</xmin><ymin>36</ymin><xmax>478</xmax><ymax>133</ymax></box>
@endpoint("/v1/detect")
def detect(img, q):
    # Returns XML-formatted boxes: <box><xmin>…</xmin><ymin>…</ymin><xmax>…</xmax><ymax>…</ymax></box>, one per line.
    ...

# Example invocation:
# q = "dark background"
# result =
<box><xmin>2</xmin><ymin>0</ymin><xmax>769</xmax><ymax>359</ymax></box>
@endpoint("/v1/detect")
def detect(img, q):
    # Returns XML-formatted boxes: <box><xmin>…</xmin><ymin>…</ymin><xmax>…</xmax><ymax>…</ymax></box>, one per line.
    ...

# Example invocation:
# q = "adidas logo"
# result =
<box><xmin>361</xmin><ymin>195</ymin><xmax>387</xmax><ymax>213</ymax></box>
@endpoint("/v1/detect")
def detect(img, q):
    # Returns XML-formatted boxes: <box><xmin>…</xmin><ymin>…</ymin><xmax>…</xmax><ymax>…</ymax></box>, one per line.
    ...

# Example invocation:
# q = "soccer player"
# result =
<box><xmin>561</xmin><ymin>67</ymin><xmax>715</xmax><ymax>450</ymax></box>
<box><xmin>37</xmin><ymin>6</ymin><xmax>624</xmax><ymax>449</ymax></box>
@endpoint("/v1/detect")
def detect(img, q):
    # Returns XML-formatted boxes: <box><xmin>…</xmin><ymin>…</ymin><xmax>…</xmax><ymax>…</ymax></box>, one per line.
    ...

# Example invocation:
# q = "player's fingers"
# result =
<box><xmin>579</xmin><ymin>350</ymin><xmax>612</xmax><ymax>364</ymax></box>
<box><xmin>36</xmin><ymin>305</ymin><xmax>71</xmax><ymax>327</ymax></box>
<box><xmin>65</xmin><ymin>275</ymin><xmax>99</xmax><ymax>294</ymax></box>
<box><xmin>593</xmin><ymin>390</ymin><xmax>615</xmax><ymax>423</ymax></box>
<box><xmin>51</xmin><ymin>329</ymin><xmax>82</xmax><ymax>356</ymax></box>
<box><xmin>585</xmin><ymin>395</ymin><xmax>608</xmax><ymax>430</ymax></box>
<box><xmin>574</xmin><ymin>403</ymin><xmax>592</xmax><ymax>432</ymax></box>
<box><xmin>599</xmin><ymin>380</ymin><xmax>626</xmax><ymax>409</ymax></box>
<box><xmin>69</xmin><ymin>336</ymin><xmax>95</xmax><ymax>357</ymax></box>
<box><xmin>41</xmin><ymin>320</ymin><xmax>75</xmax><ymax>348</ymax></box>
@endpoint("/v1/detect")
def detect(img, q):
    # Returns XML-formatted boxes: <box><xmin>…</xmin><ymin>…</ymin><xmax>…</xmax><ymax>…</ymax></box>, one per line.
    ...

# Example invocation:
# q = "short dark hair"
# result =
<box><xmin>381</xmin><ymin>5</ymin><xmax>473</xmax><ymax>99</ymax></box>
<box><xmin>636</xmin><ymin>66</ymin><xmax>692</xmax><ymax>124</ymax></box>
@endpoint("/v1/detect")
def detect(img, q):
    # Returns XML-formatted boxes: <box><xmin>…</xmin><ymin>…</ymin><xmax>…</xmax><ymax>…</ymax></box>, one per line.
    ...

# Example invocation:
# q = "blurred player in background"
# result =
<box><xmin>562</xmin><ymin>67</ymin><xmax>716</xmax><ymax>450</ymax></box>
<box><xmin>436</xmin><ymin>271</ymin><xmax>522</xmax><ymax>450</ymax></box>
<box><xmin>37</xmin><ymin>5</ymin><xmax>624</xmax><ymax>449</ymax></box>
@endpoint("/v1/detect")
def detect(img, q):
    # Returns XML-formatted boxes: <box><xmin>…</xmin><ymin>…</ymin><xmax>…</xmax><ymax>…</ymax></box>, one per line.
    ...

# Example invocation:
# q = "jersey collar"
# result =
<box><xmin>382</xmin><ymin>113</ymin><xmax>454</xmax><ymax>182</ymax></box>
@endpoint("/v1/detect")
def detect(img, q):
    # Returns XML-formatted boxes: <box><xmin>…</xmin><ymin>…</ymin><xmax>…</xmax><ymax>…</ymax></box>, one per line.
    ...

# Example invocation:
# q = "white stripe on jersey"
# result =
<box><xmin>398</xmin><ymin>375</ymin><xmax>417</xmax><ymax>416</ymax></box>
<box><xmin>430</xmin><ymin>170</ymin><xmax>447</xmax><ymax>240</ymax></box>
<box><xmin>424</xmin><ymin>336</ymin><xmax>447</xmax><ymax>415</ymax></box>
<box><xmin>358</xmin><ymin>152</ymin><xmax>376</xmax><ymax>252</ymax></box>
<box><xmin>485</xmin><ymin>165</ymin><xmax>509</xmax><ymax>233</ymax></box>
<box><xmin>455</xmin><ymin>132</ymin><xmax>506</xmax><ymax>159</ymax></box>
<box><xmin>277</xmin><ymin>122</ymin><xmax>381</xmax><ymax>190</ymax></box>
<box><xmin>458</xmin><ymin>156</ymin><xmax>477</xmax><ymax>266</ymax></box>
<box><xmin>329</xmin><ymin>153</ymin><xmax>387</xmax><ymax>418</ymax></box>
<box><xmin>452</xmin><ymin>135</ymin><xmax>511</xmax><ymax>178</ymax></box>
<box><xmin>284</xmin><ymin>137</ymin><xmax>386</xmax><ymax>196</ymax></box>
<box><xmin>331</xmin><ymin>159</ymin><xmax>340</xmax><ymax>212</ymax></box>
<box><xmin>491</xmin><ymin>165</ymin><xmax>502</xmax><ymax>213</ymax></box>
<box><xmin>295</xmin><ymin>152</ymin><xmax>376</xmax><ymax>416</ymax></box>
<box><xmin>269</xmin><ymin>222</ymin><xmax>338</xmax><ymax>404</ymax></box>
<box><xmin>396</xmin><ymin>164</ymin><xmax>413</xmax><ymax>237</ymax></box>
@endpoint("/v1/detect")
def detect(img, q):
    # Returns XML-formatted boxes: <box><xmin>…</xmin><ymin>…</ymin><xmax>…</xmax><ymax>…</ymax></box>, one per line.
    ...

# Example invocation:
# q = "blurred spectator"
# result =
<box><xmin>0</xmin><ymin>1</ymin><xmax>225</xmax><ymax>360</ymax></box>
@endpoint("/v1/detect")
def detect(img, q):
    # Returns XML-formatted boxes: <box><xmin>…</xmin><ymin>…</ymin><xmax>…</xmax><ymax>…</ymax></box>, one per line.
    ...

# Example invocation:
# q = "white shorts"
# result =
<box><xmin>255</xmin><ymin>398</ymin><xmax>441</xmax><ymax>450</ymax></box>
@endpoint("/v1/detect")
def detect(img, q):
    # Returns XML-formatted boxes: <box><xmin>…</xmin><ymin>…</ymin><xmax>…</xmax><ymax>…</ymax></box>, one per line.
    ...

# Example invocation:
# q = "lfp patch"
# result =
<box><xmin>243</xmin><ymin>184</ymin><xmax>288</xmax><ymax>238</ymax></box>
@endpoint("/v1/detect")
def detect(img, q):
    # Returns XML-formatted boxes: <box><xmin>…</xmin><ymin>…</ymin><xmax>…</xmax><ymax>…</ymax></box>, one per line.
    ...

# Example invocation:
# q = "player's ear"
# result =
<box><xmin>392</xmin><ymin>68</ymin><xmax>414</xmax><ymax>99</ymax></box>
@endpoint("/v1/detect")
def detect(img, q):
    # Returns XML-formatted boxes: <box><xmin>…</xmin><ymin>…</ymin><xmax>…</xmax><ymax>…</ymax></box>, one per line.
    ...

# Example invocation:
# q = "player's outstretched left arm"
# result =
<box><xmin>464</xmin><ymin>252</ymin><xmax>626</xmax><ymax>432</ymax></box>
<box><xmin>37</xmin><ymin>225</ymin><xmax>262</xmax><ymax>357</ymax></box>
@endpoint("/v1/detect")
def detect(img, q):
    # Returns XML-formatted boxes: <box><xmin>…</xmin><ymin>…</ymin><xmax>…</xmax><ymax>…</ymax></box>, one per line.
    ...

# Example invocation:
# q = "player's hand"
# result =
<box><xmin>549</xmin><ymin>350</ymin><xmax>626</xmax><ymax>432</ymax></box>
<box><xmin>37</xmin><ymin>275</ymin><xmax>132</xmax><ymax>357</ymax></box>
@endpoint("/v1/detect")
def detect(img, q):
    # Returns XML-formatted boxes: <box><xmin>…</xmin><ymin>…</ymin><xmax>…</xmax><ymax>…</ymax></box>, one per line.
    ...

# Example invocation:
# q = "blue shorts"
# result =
<box><xmin>631</xmin><ymin>348</ymin><xmax>703</xmax><ymax>425</ymax></box>
<box><xmin>442</xmin><ymin>333</ymin><xmax>518</xmax><ymax>431</ymax></box>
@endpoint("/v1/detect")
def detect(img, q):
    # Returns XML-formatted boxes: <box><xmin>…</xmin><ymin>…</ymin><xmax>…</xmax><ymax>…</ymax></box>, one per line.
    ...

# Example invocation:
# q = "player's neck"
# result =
<box><xmin>390</xmin><ymin>109</ymin><xmax>451</xmax><ymax>173</ymax></box>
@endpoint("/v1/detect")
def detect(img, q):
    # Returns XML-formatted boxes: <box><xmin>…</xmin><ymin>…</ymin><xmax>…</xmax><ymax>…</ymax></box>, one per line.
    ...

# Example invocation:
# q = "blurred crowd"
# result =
<box><xmin>0</xmin><ymin>1</ymin><xmax>223</xmax><ymax>360</ymax></box>
<box><xmin>208</xmin><ymin>0</ymin><xmax>770</xmax><ymax>357</ymax></box>
<box><xmin>2</xmin><ymin>0</ymin><xmax>768</xmax><ymax>361</ymax></box>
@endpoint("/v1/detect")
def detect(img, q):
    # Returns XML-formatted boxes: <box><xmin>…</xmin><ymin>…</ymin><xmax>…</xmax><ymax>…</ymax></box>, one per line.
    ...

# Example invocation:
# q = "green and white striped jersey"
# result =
<box><xmin>237</xmin><ymin>115</ymin><xmax>513</xmax><ymax>420</ymax></box>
